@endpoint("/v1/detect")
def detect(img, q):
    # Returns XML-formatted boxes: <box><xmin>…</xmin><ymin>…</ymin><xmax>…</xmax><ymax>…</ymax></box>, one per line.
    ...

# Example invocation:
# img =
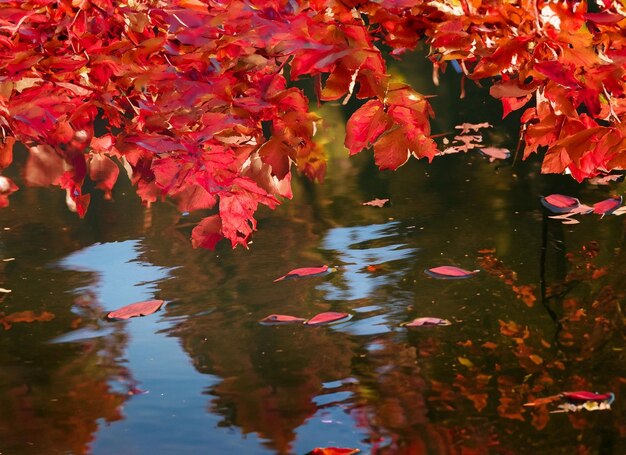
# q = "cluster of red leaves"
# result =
<box><xmin>426</xmin><ymin>1</ymin><xmax>626</xmax><ymax>181</ymax></box>
<box><xmin>2</xmin><ymin>1</ymin><xmax>626</xmax><ymax>248</ymax></box>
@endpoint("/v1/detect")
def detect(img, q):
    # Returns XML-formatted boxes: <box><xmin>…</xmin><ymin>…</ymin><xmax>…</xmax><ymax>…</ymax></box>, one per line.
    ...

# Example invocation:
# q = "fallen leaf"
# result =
<box><xmin>362</xmin><ymin>198</ymin><xmax>389</xmax><ymax>207</ymax></box>
<box><xmin>274</xmin><ymin>265</ymin><xmax>330</xmax><ymax>282</ymax></box>
<box><xmin>588</xmin><ymin>174</ymin><xmax>624</xmax><ymax>185</ymax></box>
<box><xmin>560</xmin><ymin>391</ymin><xmax>615</xmax><ymax>403</ymax></box>
<box><xmin>455</xmin><ymin>122</ymin><xmax>492</xmax><ymax>134</ymax></box>
<box><xmin>307</xmin><ymin>448</ymin><xmax>360</xmax><ymax>455</ymax></box>
<box><xmin>458</xmin><ymin>356</ymin><xmax>474</xmax><ymax>368</ymax></box>
<box><xmin>425</xmin><ymin>266</ymin><xmax>479</xmax><ymax>279</ymax></box>
<box><xmin>106</xmin><ymin>300</ymin><xmax>164</xmax><ymax>320</ymax></box>
<box><xmin>479</xmin><ymin>147</ymin><xmax>511</xmax><ymax>162</ymax></box>
<box><xmin>259</xmin><ymin>314</ymin><xmax>307</xmax><ymax>325</ymax></box>
<box><xmin>305</xmin><ymin>312</ymin><xmax>350</xmax><ymax>326</ymax></box>
<box><xmin>403</xmin><ymin>317</ymin><xmax>451</xmax><ymax>327</ymax></box>
<box><xmin>540</xmin><ymin>194</ymin><xmax>580</xmax><ymax>213</ymax></box>
<box><xmin>593</xmin><ymin>196</ymin><xmax>622</xmax><ymax>216</ymax></box>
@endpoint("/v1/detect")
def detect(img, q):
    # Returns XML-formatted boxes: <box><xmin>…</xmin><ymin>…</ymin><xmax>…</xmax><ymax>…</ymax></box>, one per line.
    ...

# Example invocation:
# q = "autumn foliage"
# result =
<box><xmin>2</xmin><ymin>0</ymin><xmax>626</xmax><ymax>248</ymax></box>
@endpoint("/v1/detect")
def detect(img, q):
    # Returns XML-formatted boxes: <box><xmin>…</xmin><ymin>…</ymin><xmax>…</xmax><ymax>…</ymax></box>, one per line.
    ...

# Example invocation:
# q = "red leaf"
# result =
<box><xmin>561</xmin><ymin>391</ymin><xmax>615</xmax><ymax>403</ymax></box>
<box><xmin>305</xmin><ymin>312</ymin><xmax>350</xmax><ymax>326</ymax></box>
<box><xmin>89</xmin><ymin>154</ymin><xmax>119</xmax><ymax>200</ymax></box>
<box><xmin>540</xmin><ymin>194</ymin><xmax>580</xmax><ymax>213</ymax></box>
<box><xmin>106</xmin><ymin>300</ymin><xmax>164</xmax><ymax>320</ymax></box>
<box><xmin>362</xmin><ymin>198</ymin><xmax>388</xmax><ymax>207</ymax></box>
<box><xmin>0</xmin><ymin>176</ymin><xmax>18</xmax><ymax>208</ymax></box>
<box><xmin>425</xmin><ymin>266</ymin><xmax>479</xmax><ymax>279</ymax></box>
<box><xmin>308</xmin><ymin>448</ymin><xmax>360</xmax><ymax>455</ymax></box>
<box><xmin>403</xmin><ymin>317</ymin><xmax>451</xmax><ymax>327</ymax></box>
<box><xmin>191</xmin><ymin>215</ymin><xmax>223</xmax><ymax>250</ymax></box>
<box><xmin>534</xmin><ymin>61</ymin><xmax>580</xmax><ymax>89</ymax></box>
<box><xmin>259</xmin><ymin>314</ymin><xmax>307</xmax><ymax>325</ymax></box>
<box><xmin>345</xmin><ymin>100</ymin><xmax>391</xmax><ymax>156</ymax></box>
<box><xmin>274</xmin><ymin>265</ymin><xmax>330</xmax><ymax>282</ymax></box>
<box><xmin>593</xmin><ymin>196</ymin><xmax>622</xmax><ymax>215</ymax></box>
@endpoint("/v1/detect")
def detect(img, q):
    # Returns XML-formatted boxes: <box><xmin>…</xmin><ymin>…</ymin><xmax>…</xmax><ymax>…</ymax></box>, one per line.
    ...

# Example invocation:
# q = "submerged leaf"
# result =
<box><xmin>259</xmin><ymin>314</ymin><xmax>306</xmax><ymax>325</ymax></box>
<box><xmin>540</xmin><ymin>194</ymin><xmax>580</xmax><ymax>213</ymax></box>
<box><xmin>305</xmin><ymin>312</ymin><xmax>350</xmax><ymax>326</ymax></box>
<box><xmin>274</xmin><ymin>265</ymin><xmax>331</xmax><ymax>282</ymax></box>
<box><xmin>106</xmin><ymin>300</ymin><xmax>164</xmax><ymax>320</ymax></box>
<box><xmin>425</xmin><ymin>266</ymin><xmax>479</xmax><ymax>279</ymax></box>
<box><xmin>0</xmin><ymin>310</ymin><xmax>55</xmax><ymax>330</ymax></box>
<box><xmin>403</xmin><ymin>317</ymin><xmax>451</xmax><ymax>327</ymax></box>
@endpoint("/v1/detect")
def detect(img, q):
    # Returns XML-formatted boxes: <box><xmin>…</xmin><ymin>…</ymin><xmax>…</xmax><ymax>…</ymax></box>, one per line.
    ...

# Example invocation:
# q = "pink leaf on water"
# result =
<box><xmin>593</xmin><ymin>196</ymin><xmax>622</xmax><ymax>216</ymax></box>
<box><xmin>106</xmin><ymin>300</ymin><xmax>164</xmax><ymax>320</ymax></box>
<box><xmin>274</xmin><ymin>265</ymin><xmax>330</xmax><ymax>282</ymax></box>
<box><xmin>403</xmin><ymin>317</ymin><xmax>451</xmax><ymax>327</ymax></box>
<box><xmin>561</xmin><ymin>391</ymin><xmax>615</xmax><ymax>403</ymax></box>
<box><xmin>259</xmin><ymin>314</ymin><xmax>307</xmax><ymax>325</ymax></box>
<box><xmin>362</xmin><ymin>198</ymin><xmax>389</xmax><ymax>207</ymax></box>
<box><xmin>305</xmin><ymin>312</ymin><xmax>350</xmax><ymax>326</ymax></box>
<box><xmin>425</xmin><ymin>266</ymin><xmax>479</xmax><ymax>279</ymax></box>
<box><xmin>540</xmin><ymin>194</ymin><xmax>580</xmax><ymax>213</ymax></box>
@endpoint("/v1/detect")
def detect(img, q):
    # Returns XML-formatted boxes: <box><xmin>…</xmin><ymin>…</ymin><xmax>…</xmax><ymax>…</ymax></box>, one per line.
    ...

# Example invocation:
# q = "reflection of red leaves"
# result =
<box><xmin>0</xmin><ymin>310</ymin><xmax>55</xmax><ymax>330</ymax></box>
<box><xmin>106</xmin><ymin>300</ymin><xmax>164</xmax><ymax>320</ymax></box>
<box><xmin>479</xmin><ymin>251</ymin><xmax>537</xmax><ymax>307</ymax></box>
<box><xmin>403</xmin><ymin>317</ymin><xmax>451</xmax><ymax>327</ymax></box>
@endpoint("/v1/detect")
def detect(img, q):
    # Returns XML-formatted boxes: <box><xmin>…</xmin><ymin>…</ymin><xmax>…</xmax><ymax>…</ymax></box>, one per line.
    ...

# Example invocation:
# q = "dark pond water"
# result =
<box><xmin>1</xmin><ymin>57</ymin><xmax>626</xmax><ymax>454</ymax></box>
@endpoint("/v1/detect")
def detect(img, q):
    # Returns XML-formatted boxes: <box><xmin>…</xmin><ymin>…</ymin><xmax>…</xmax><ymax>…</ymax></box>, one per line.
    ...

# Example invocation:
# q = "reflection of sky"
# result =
<box><xmin>59</xmin><ymin>240</ymin><xmax>169</xmax><ymax>303</ymax></box>
<box><xmin>318</xmin><ymin>222</ymin><xmax>418</xmax><ymax>336</ymax></box>
<box><xmin>319</xmin><ymin>222</ymin><xmax>417</xmax><ymax>301</ymax></box>
<box><xmin>57</xmin><ymin>240</ymin><xmax>268</xmax><ymax>454</ymax></box>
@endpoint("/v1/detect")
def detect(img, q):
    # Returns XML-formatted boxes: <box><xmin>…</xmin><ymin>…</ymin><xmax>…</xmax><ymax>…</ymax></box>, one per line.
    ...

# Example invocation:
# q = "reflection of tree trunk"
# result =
<box><xmin>540</xmin><ymin>212</ymin><xmax>563</xmax><ymax>342</ymax></box>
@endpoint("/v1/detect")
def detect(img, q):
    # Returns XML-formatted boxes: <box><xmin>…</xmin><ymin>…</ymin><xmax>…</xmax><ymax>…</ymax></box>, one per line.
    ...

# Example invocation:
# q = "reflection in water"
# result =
<box><xmin>0</xmin><ymin>76</ymin><xmax>625</xmax><ymax>454</ymax></box>
<box><xmin>319</xmin><ymin>222</ymin><xmax>417</xmax><ymax>301</ymax></box>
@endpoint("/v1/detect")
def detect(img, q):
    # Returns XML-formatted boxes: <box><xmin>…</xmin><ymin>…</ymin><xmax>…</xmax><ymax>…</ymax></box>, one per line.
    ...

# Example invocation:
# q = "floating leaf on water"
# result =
<box><xmin>403</xmin><ymin>317</ymin><xmax>451</xmax><ymax>327</ymax></box>
<box><xmin>593</xmin><ymin>196</ymin><xmax>622</xmax><ymax>216</ymax></box>
<box><xmin>540</xmin><ymin>194</ymin><xmax>580</xmax><ymax>213</ymax></box>
<box><xmin>479</xmin><ymin>147</ymin><xmax>511</xmax><ymax>162</ymax></box>
<box><xmin>305</xmin><ymin>312</ymin><xmax>351</xmax><ymax>326</ymax></box>
<box><xmin>588</xmin><ymin>174</ymin><xmax>624</xmax><ymax>185</ymax></box>
<box><xmin>307</xmin><ymin>448</ymin><xmax>361</xmax><ymax>455</ymax></box>
<box><xmin>274</xmin><ymin>265</ymin><xmax>331</xmax><ymax>282</ymax></box>
<box><xmin>362</xmin><ymin>198</ymin><xmax>389</xmax><ymax>207</ymax></box>
<box><xmin>106</xmin><ymin>300</ymin><xmax>164</xmax><ymax>320</ymax></box>
<box><xmin>425</xmin><ymin>266</ymin><xmax>479</xmax><ymax>279</ymax></box>
<box><xmin>259</xmin><ymin>314</ymin><xmax>306</xmax><ymax>325</ymax></box>
<box><xmin>560</xmin><ymin>391</ymin><xmax>615</xmax><ymax>404</ymax></box>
